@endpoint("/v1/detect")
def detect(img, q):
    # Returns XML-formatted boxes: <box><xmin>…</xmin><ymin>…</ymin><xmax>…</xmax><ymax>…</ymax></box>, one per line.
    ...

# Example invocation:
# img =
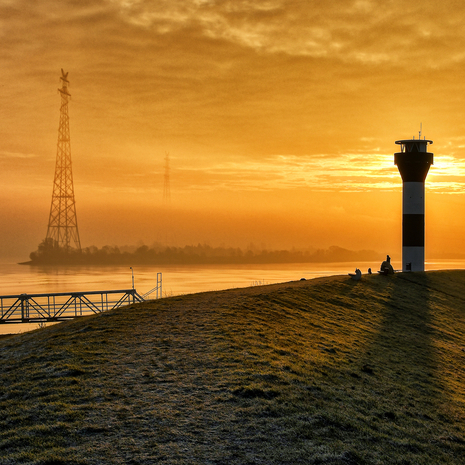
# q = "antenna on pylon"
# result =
<box><xmin>45</xmin><ymin>70</ymin><xmax>81</xmax><ymax>252</ymax></box>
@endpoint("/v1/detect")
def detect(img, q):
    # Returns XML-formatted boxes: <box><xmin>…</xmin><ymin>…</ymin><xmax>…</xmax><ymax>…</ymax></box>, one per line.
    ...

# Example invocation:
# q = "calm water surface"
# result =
<box><xmin>1</xmin><ymin>260</ymin><xmax>463</xmax><ymax>334</ymax></box>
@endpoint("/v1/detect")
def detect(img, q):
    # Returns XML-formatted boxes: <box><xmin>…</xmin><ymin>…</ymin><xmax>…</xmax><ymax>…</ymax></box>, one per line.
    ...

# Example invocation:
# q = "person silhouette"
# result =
<box><xmin>380</xmin><ymin>255</ymin><xmax>394</xmax><ymax>275</ymax></box>
<box><xmin>349</xmin><ymin>268</ymin><xmax>362</xmax><ymax>280</ymax></box>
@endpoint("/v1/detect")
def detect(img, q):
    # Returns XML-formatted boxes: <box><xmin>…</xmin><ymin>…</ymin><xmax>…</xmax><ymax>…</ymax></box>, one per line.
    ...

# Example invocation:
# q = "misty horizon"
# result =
<box><xmin>27</xmin><ymin>240</ymin><xmax>385</xmax><ymax>266</ymax></box>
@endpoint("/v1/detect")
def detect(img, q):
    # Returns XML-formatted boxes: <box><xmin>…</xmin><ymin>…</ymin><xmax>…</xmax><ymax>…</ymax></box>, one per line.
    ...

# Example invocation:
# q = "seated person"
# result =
<box><xmin>349</xmin><ymin>268</ymin><xmax>362</xmax><ymax>280</ymax></box>
<box><xmin>380</xmin><ymin>255</ymin><xmax>394</xmax><ymax>274</ymax></box>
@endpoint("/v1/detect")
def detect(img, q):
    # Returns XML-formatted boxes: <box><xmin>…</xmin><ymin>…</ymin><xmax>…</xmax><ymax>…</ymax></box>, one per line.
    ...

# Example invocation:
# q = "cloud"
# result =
<box><xmin>169</xmin><ymin>152</ymin><xmax>400</xmax><ymax>194</ymax></box>
<box><xmin>104</xmin><ymin>0</ymin><xmax>465</xmax><ymax>68</ymax></box>
<box><xmin>1</xmin><ymin>0</ymin><xmax>465</xmax><ymax>201</ymax></box>
<box><xmin>0</xmin><ymin>151</ymin><xmax>37</xmax><ymax>159</ymax></box>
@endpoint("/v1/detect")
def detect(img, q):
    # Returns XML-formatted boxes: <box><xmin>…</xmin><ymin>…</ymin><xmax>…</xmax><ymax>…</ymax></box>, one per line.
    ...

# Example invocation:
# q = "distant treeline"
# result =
<box><xmin>25</xmin><ymin>239</ymin><xmax>383</xmax><ymax>266</ymax></box>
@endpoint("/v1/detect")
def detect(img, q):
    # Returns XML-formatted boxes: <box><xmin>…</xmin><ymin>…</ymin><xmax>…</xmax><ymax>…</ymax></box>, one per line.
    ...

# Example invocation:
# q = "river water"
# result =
<box><xmin>1</xmin><ymin>259</ymin><xmax>463</xmax><ymax>334</ymax></box>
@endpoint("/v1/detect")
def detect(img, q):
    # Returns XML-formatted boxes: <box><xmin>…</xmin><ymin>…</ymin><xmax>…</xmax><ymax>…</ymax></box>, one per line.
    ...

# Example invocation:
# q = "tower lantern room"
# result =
<box><xmin>394</xmin><ymin>138</ymin><xmax>433</xmax><ymax>183</ymax></box>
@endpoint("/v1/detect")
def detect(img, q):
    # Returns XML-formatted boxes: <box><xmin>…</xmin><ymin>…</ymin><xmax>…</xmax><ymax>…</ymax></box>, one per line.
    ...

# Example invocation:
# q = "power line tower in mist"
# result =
<box><xmin>163</xmin><ymin>152</ymin><xmax>171</xmax><ymax>204</ymax></box>
<box><xmin>45</xmin><ymin>69</ymin><xmax>82</xmax><ymax>252</ymax></box>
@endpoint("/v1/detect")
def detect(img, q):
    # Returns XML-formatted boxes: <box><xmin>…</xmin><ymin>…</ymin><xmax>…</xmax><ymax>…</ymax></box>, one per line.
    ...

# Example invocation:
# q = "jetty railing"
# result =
<box><xmin>0</xmin><ymin>289</ymin><xmax>145</xmax><ymax>324</ymax></box>
<box><xmin>142</xmin><ymin>272</ymin><xmax>162</xmax><ymax>299</ymax></box>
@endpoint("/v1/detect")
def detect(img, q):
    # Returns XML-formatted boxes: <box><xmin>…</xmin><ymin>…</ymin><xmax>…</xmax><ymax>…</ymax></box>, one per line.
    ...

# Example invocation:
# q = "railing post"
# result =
<box><xmin>157</xmin><ymin>272</ymin><xmax>162</xmax><ymax>299</ymax></box>
<box><xmin>20</xmin><ymin>294</ymin><xmax>28</xmax><ymax>322</ymax></box>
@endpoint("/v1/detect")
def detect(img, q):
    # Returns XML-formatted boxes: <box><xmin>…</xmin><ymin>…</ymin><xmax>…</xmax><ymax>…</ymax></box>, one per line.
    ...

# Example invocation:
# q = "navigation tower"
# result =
<box><xmin>163</xmin><ymin>152</ymin><xmax>171</xmax><ymax>204</ymax></box>
<box><xmin>394</xmin><ymin>130</ymin><xmax>433</xmax><ymax>271</ymax></box>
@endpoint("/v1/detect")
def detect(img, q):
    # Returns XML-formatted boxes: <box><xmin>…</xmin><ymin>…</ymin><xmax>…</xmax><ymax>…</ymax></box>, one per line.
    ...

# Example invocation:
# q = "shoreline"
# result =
<box><xmin>2</xmin><ymin>268</ymin><xmax>464</xmax><ymax>337</ymax></box>
<box><xmin>1</xmin><ymin>269</ymin><xmax>464</xmax><ymax>463</ymax></box>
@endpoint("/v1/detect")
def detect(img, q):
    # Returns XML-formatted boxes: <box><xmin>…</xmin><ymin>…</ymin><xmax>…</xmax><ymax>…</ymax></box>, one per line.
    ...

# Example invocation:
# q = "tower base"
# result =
<box><xmin>402</xmin><ymin>246</ymin><xmax>425</xmax><ymax>272</ymax></box>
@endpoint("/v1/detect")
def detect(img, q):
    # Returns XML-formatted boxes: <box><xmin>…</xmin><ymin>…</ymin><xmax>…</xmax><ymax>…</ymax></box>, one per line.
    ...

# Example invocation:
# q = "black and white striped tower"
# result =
<box><xmin>394</xmin><ymin>135</ymin><xmax>433</xmax><ymax>271</ymax></box>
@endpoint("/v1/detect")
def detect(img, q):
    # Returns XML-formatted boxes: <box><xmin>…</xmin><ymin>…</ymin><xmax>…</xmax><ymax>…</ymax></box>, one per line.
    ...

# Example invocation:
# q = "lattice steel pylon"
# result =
<box><xmin>45</xmin><ymin>69</ymin><xmax>81</xmax><ymax>252</ymax></box>
<box><xmin>163</xmin><ymin>152</ymin><xmax>171</xmax><ymax>204</ymax></box>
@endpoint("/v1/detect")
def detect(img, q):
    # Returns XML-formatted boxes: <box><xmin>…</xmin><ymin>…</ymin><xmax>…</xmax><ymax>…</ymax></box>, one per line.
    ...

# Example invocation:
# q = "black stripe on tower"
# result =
<box><xmin>403</xmin><ymin>214</ymin><xmax>424</xmax><ymax>247</ymax></box>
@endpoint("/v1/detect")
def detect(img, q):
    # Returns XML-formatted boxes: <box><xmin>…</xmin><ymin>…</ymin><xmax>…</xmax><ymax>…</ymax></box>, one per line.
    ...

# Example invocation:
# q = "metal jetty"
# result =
<box><xmin>0</xmin><ymin>289</ymin><xmax>145</xmax><ymax>324</ymax></box>
<box><xmin>0</xmin><ymin>273</ymin><xmax>163</xmax><ymax>325</ymax></box>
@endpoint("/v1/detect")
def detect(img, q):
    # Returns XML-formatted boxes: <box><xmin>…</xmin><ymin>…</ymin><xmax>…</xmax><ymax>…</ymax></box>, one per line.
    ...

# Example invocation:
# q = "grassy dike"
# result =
<box><xmin>0</xmin><ymin>270</ymin><xmax>464</xmax><ymax>464</ymax></box>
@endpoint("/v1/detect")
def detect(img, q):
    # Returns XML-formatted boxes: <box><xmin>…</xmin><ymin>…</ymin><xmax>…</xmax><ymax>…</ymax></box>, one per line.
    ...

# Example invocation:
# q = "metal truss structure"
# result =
<box><xmin>0</xmin><ymin>289</ymin><xmax>145</xmax><ymax>324</ymax></box>
<box><xmin>163</xmin><ymin>152</ymin><xmax>171</xmax><ymax>203</ymax></box>
<box><xmin>46</xmin><ymin>69</ymin><xmax>81</xmax><ymax>251</ymax></box>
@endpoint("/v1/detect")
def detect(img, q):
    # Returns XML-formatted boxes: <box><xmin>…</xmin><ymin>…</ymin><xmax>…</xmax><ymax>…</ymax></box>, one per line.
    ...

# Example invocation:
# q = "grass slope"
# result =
<box><xmin>0</xmin><ymin>271</ymin><xmax>464</xmax><ymax>464</ymax></box>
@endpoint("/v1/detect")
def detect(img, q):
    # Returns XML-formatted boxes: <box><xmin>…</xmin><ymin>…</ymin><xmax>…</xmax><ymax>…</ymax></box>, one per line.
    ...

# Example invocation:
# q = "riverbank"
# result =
<box><xmin>25</xmin><ymin>243</ymin><xmax>383</xmax><ymax>267</ymax></box>
<box><xmin>1</xmin><ymin>271</ymin><xmax>464</xmax><ymax>463</ymax></box>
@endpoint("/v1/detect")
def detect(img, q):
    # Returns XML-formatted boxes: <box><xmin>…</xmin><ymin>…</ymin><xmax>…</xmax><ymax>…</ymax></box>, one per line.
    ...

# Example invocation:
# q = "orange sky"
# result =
<box><xmin>1</xmin><ymin>0</ymin><xmax>465</xmax><ymax>262</ymax></box>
